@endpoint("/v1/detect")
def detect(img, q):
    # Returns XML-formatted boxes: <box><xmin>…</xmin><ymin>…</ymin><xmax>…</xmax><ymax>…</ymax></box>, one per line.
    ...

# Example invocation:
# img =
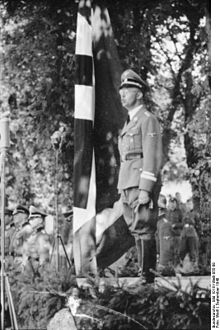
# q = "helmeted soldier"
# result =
<box><xmin>167</xmin><ymin>197</ymin><xmax>183</xmax><ymax>266</ymax></box>
<box><xmin>22</xmin><ymin>206</ymin><xmax>52</xmax><ymax>275</ymax></box>
<box><xmin>179</xmin><ymin>198</ymin><xmax>199</xmax><ymax>274</ymax></box>
<box><xmin>155</xmin><ymin>195</ymin><xmax>175</xmax><ymax>275</ymax></box>
<box><xmin>118</xmin><ymin>69</ymin><xmax>163</xmax><ymax>283</ymax></box>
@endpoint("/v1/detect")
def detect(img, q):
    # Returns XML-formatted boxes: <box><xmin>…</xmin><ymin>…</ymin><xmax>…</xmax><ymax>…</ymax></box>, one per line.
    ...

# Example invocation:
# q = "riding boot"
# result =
<box><xmin>141</xmin><ymin>238</ymin><xmax>156</xmax><ymax>283</ymax></box>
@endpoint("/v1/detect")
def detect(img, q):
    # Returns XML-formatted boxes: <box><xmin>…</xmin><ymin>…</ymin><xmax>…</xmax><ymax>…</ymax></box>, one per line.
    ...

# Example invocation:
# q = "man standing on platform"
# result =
<box><xmin>118</xmin><ymin>69</ymin><xmax>163</xmax><ymax>283</ymax></box>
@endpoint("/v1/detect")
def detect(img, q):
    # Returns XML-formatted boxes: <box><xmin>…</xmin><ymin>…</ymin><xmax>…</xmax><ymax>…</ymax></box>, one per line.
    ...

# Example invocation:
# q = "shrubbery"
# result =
<box><xmin>8</xmin><ymin>264</ymin><xmax>210</xmax><ymax>330</ymax></box>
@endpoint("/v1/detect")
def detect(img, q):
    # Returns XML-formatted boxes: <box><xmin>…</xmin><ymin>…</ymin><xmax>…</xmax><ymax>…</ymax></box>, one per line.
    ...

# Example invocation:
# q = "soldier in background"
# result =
<box><xmin>155</xmin><ymin>195</ymin><xmax>175</xmax><ymax>275</ymax></box>
<box><xmin>8</xmin><ymin>205</ymin><xmax>30</xmax><ymax>269</ymax></box>
<box><xmin>167</xmin><ymin>197</ymin><xmax>183</xmax><ymax>267</ymax></box>
<box><xmin>22</xmin><ymin>206</ymin><xmax>52</xmax><ymax>276</ymax></box>
<box><xmin>179</xmin><ymin>198</ymin><xmax>199</xmax><ymax>274</ymax></box>
<box><xmin>175</xmin><ymin>192</ymin><xmax>187</xmax><ymax>216</ymax></box>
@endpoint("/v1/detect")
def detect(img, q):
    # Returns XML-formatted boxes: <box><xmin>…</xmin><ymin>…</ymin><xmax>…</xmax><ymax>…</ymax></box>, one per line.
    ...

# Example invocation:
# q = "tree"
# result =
<box><xmin>0</xmin><ymin>0</ymin><xmax>77</xmax><ymax>211</ymax></box>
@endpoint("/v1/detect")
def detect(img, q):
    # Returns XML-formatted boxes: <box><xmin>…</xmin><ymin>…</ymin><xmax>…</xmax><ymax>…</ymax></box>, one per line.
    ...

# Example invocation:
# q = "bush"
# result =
<box><xmin>8</xmin><ymin>263</ymin><xmax>210</xmax><ymax>330</ymax></box>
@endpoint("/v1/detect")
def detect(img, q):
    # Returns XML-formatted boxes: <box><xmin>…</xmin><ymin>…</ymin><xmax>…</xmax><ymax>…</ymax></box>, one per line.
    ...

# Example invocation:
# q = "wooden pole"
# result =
<box><xmin>0</xmin><ymin>148</ymin><xmax>6</xmax><ymax>330</ymax></box>
<box><xmin>0</xmin><ymin>116</ymin><xmax>10</xmax><ymax>330</ymax></box>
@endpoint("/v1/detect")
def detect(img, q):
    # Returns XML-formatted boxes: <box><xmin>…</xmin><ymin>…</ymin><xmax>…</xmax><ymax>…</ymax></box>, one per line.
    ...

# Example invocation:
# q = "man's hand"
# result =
<box><xmin>134</xmin><ymin>190</ymin><xmax>151</xmax><ymax>213</ymax></box>
<box><xmin>138</xmin><ymin>190</ymin><xmax>150</xmax><ymax>205</ymax></box>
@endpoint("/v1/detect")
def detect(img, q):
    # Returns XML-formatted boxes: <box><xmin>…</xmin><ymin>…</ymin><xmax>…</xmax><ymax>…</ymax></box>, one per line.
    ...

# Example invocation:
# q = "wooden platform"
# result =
<box><xmin>154</xmin><ymin>275</ymin><xmax>210</xmax><ymax>292</ymax></box>
<box><xmin>76</xmin><ymin>275</ymin><xmax>211</xmax><ymax>292</ymax></box>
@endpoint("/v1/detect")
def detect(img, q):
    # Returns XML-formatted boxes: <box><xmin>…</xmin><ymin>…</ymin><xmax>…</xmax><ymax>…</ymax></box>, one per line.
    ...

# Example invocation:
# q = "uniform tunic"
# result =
<box><xmin>5</xmin><ymin>224</ymin><xmax>15</xmax><ymax>255</ymax></box>
<box><xmin>166</xmin><ymin>208</ymin><xmax>183</xmax><ymax>266</ymax></box>
<box><xmin>7</xmin><ymin>223</ymin><xmax>33</xmax><ymax>269</ymax></box>
<box><xmin>118</xmin><ymin>105</ymin><xmax>163</xmax><ymax>238</ymax></box>
<box><xmin>156</xmin><ymin>213</ymin><xmax>174</xmax><ymax>267</ymax></box>
<box><xmin>22</xmin><ymin>226</ymin><xmax>51</xmax><ymax>273</ymax></box>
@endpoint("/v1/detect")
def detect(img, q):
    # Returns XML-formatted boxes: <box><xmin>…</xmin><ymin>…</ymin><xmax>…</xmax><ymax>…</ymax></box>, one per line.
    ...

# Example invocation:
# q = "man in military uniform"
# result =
<box><xmin>8</xmin><ymin>205</ymin><xmax>31</xmax><ymax>269</ymax></box>
<box><xmin>118</xmin><ymin>69</ymin><xmax>163</xmax><ymax>283</ymax></box>
<box><xmin>167</xmin><ymin>197</ymin><xmax>183</xmax><ymax>266</ymax></box>
<box><xmin>179</xmin><ymin>198</ymin><xmax>199</xmax><ymax>274</ymax></box>
<box><xmin>155</xmin><ymin>195</ymin><xmax>175</xmax><ymax>275</ymax></box>
<box><xmin>175</xmin><ymin>192</ymin><xmax>187</xmax><ymax>216</ymax></box>
<box><xmin>22</xmin><ymin>206</ymin><xmax>52</xmax><ymax>276</ymax></box>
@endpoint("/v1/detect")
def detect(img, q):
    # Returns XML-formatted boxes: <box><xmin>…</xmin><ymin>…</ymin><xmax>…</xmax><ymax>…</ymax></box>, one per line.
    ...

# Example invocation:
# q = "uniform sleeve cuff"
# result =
<box><xmin>139</xmin><ymin>178</ymin><xmax>155</xmax><ymax>192</ymax></box>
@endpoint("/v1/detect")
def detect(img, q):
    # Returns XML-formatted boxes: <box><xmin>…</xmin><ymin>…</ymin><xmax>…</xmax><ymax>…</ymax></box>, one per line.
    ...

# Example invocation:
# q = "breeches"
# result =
<box><xmin>180</xmin><ymin>236</ymin><xmax>199</xmax><ymax>262</ymax></box>
<box><xmin>121</xmin><ymin>187</ymin><xmax>158</xmax><ymax>239</ymax></box>
<box><xmin>159</xmin><ymin>237</ymin><xmax>174</xmax><ymax>266</ymax></box>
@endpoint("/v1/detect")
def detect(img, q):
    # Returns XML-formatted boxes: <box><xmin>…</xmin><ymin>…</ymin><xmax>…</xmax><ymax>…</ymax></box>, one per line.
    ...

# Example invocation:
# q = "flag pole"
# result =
<box><xmin>0</xmin><ymin>116</ymin><xmax>10</xmax><ymax>329</ymax></box>
<box><xmin>0</xmin><ymin>148</ymin><xmax>7</xmax><ymax>329</ymax></box>
<box><xmin>50</xmin><ymin>130</ymin><xmax>63</xmax><ymax>270</ymax></box>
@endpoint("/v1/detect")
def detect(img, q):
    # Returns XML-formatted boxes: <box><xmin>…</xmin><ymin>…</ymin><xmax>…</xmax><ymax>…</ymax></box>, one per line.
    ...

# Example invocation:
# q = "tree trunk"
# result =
<box><xmin>162</xmin><ymin>23</ymin><xmax>197</xmax><ymax>166</ymax></box>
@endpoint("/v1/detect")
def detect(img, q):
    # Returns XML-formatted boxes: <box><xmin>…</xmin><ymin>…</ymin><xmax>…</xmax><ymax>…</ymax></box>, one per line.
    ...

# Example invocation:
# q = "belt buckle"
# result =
<box><xmin>126</xmin><ymin>153</ymin><xmax>141</xmax><ymax>161</ymax></box>
<box><xmin>121</xmin><ymin>153</ymin><xmax>142</xmax><ymax>161</ymax></box>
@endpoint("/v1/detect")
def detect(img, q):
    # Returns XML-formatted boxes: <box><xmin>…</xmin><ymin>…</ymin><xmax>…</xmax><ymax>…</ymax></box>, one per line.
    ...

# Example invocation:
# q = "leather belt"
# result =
<box><xmin>121</xmin><ymin>153</ymin><xmax>143</xmax><ymax>162</ymax></box>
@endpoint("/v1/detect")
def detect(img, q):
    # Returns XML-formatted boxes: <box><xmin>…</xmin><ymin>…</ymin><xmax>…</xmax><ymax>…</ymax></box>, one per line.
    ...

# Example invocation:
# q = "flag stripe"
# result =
<box><xmin>73</xmin><ymin>216</ymin><xmax>96</xmax><ymax>272</ymax></box>
<box><xmin>75</xmin><ymin>55</ymin><xmax>93</xmax><ymax>86</ymax></box>
<box><xmin>75</xmin><ymin>10</ymin><xmax>92</xmax><ymax>56</ymax></box>
<box><xmin>73</xmin><ymin>150</ymin><xmax>96</xmax><ymax>233</ymax></box>
<box><xmin>96</xmin><ymin>216</ymin><xmax>135</xmax><ymax>269</ymax></box>
<box><xmin>75</xmin><ymin>85</ymin><xmax>95</xmax><ymax>120</ymax></box>
<box><xmin>73</xmin><ymin>119</ymin><xmax>93</xmax><ymax>208</ymax></box>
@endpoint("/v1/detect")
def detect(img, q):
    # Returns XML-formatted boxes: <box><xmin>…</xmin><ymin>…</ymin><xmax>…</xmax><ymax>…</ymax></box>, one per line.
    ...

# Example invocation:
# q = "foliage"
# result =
<box><xmin>92</xmin><ymin>281</ymin><xmax>210</xmax><ymax>330</ymax></box>
<box><xmin>8</xmin><ymin>262</ymin><xmax>77</xmax><ymax>329</ymax></box>
<box><xmin>0</xmin><ymin>1</ymin><xmax>76</xmax><ymax>211</ymax></box>
<box><xmin>8</xmin><ymin>262</ymin><xmax>211</xmax><ymax>330</ymax></box>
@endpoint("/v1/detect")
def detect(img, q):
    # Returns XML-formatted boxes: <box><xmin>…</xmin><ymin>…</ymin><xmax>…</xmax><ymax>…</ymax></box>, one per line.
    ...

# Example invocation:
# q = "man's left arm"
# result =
<box><xmin>139</xmin><ymin>114</ymin><xmax>162</xmax><ymax>196</ymax></box>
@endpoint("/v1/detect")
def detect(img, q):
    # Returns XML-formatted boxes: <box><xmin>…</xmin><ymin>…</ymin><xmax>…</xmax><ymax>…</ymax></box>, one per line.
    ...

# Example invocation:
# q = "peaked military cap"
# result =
<box><xmin>158</xmin><ymin>194</ymin><xmax>167</xmax><ymax>209</ymax></box>
<box><xmin>13</xmin><ymin>205</ymin><xmax>29</xmax><ymax>216</ymax></box>
<box><xmin>119</xmin><ymin>69</ymin><xmax>147</xmax><ymax>92</ymax></box>
<box><xmin>5</xmin><ymin>208</ymin><xmax>13</xmax><ymax>216</ymax></box>
<box><xmin>63</xmin><ymin>210</ymin><xmax>73</xmax><ymax>222</ymax></box>
<box><xmin>28</xmin><ymin>205</ymin><xmax>47</xmax><ymax>219</ymax></box>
